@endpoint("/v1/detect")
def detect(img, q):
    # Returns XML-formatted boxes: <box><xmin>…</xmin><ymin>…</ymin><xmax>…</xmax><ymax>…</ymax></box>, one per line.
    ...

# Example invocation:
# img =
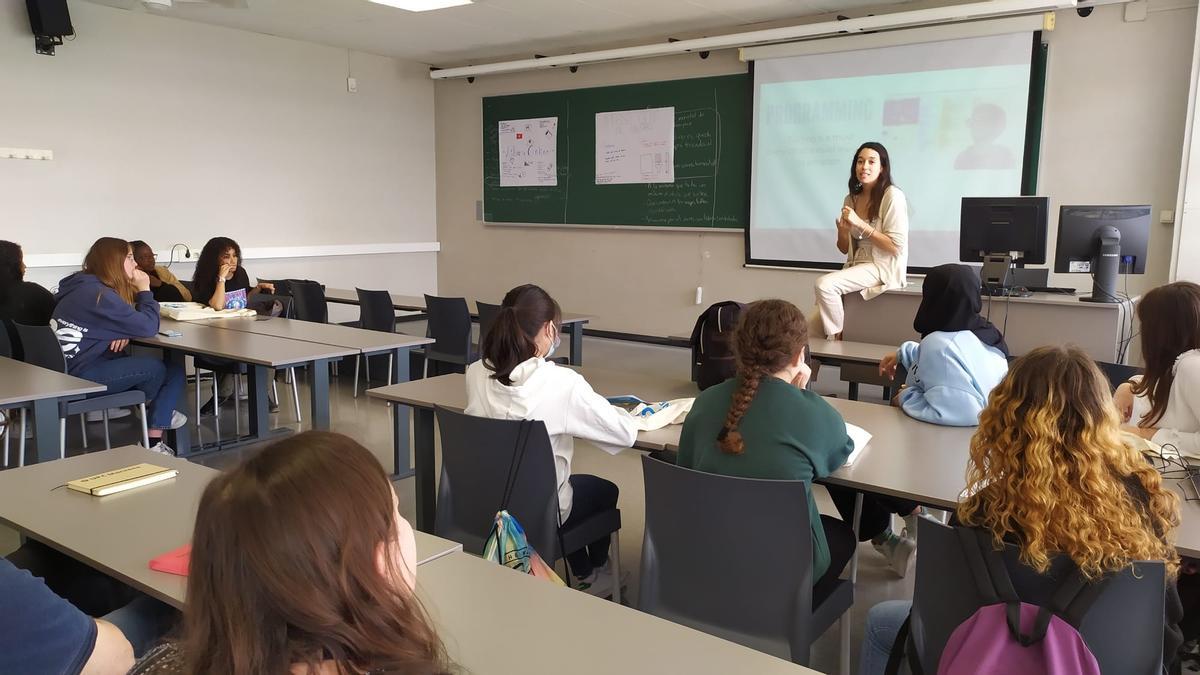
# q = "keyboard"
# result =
<box><xmin>1025</xmin><ymin>286</ymin><xmax>1076</xmax><ymax>295</ymax></box>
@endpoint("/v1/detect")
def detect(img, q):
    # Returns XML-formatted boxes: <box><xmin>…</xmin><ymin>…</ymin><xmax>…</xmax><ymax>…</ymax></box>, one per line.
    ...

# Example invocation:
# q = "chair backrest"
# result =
<box><xmin>1096</xmin><ymin>360</ymin><xmax>1143</xmax><ymax>392</ymax></box>
<box><xmin>13</xmin><ymin>322</ymin><xmax>67</xmax><ymax>373</ymax></box>
<box><xmin>0</xmin><ymin>319</ymin><xmax>12</xmax><ymax>359</ymax></box>
<box><xmin>424</xmin><ymin>294</ymin><xmax>472</xmax><ymax>361</ymax></box>
<box><xmin>433</xmin><ymin>407</ymin><xmax>562</xmax><ymax>560</ymax></box>
<box><xmin>910</xmin><ymin>519</ymin><xmax>1166</xmax><ymax>674</ymax></box>
<box><xmin>476</xmin><ymin>301</ymin><xmax>502</xmax><ymax>348</ymax></box>
<box><xmin>355</xmin><ymin>288</ymin><xmax>397</xmax><ymax>334</ymax></box>
<box><xmin>638</xmin><ymin>455</ymin><xmax>816</xmax><ymax>661</ymax></box>
<box><xmin>290</xmin><ymin>281</ymin><xmax>328</xmax><ymax>323</ymax></box>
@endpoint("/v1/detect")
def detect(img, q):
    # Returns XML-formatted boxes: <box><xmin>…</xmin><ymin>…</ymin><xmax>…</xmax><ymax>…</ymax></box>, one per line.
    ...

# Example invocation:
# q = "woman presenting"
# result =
<box><xmin>814</xmin><ymin>142</ymin><xmax>909</xmax><ymax>340</ymax></box>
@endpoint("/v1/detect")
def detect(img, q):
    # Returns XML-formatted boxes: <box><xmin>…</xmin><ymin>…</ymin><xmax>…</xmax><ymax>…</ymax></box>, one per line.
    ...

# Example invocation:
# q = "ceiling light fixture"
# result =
<box><xmin>429</xmin><ymin>0</ymin><xmax>1077</xmax><ymax>80</ymax></box>
<box><xmin>368</xmin><ymin>0</ymin><xmax>471</xmax><ymax>12</ymax></box>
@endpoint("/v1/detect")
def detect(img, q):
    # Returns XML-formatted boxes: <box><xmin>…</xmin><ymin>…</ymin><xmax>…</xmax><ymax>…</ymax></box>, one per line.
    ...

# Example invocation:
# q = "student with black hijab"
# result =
<box><xmin>878</xmin><ymin>263</ymin><xmax>1010</xmax><ymax>426</ymax></box>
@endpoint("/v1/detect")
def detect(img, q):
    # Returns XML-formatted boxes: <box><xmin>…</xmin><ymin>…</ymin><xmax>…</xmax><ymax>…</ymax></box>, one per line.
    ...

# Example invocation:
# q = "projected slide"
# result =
<box><xmin>749</xmin><ymin>32</ymin><xmax>1033</xmax><ymax>269</ymax></box>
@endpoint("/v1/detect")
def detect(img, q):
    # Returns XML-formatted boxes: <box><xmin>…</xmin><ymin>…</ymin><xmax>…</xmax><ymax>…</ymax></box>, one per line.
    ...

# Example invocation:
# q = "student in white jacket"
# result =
<box><xmin>1116</xmin><ymin>281</ymin><xmax>1200</xmax><ymax>456</ymax></box>
<box><xmin>465</xmin><ymin>284</ymin><xmax>638</xmax><ymax>598</ymax></box>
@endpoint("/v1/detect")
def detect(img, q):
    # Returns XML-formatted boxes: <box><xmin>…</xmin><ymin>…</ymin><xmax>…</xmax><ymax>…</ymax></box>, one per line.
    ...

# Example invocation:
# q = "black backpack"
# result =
<box><xmin>689</xmin><ymin>301</ymin><xmax>745</xmax><ymax>391</ymax></box>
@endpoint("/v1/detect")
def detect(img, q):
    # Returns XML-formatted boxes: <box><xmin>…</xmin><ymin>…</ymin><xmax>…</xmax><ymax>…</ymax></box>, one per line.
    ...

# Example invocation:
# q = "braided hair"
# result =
<box><xmin>718</xmin><ymin>299</ymin><xmax>810</xmax><ymax>455</ymax></box>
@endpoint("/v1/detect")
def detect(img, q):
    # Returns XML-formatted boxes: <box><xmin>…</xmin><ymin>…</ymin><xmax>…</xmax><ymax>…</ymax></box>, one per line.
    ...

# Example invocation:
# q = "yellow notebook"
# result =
<box><xmin>67</xmin><ymin>463</ymin><xmax>178</xmax><ymax>496</ymax></box>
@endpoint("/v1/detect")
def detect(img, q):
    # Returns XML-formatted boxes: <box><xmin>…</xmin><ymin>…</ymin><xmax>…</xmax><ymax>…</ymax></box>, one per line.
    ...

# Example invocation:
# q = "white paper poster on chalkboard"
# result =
<box><xmin>595</xmin><ymin>107</ymin><xmax>674</xmax><ymax>185</ymax></box>
<box><xmin>498</xmin><ymin>117</ymin><xmax>558</xmax><ymax>187</ymax></box>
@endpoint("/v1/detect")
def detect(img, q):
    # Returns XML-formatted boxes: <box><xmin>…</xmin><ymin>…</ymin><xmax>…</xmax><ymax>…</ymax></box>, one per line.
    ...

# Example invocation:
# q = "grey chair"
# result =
<box><xmin>638</xmin><ymin>455</ymin><xmax>853</xmax><ymax>667</ymax></box>
<box><xmin>0</xmin><ymin>321</ymin><xmax>28</xmax><ymax>467</ymax></box>
<box><xmin>433</xmin><ymin>406</ymin><xmax>622</xmax><ymax>603</ymax></box>
<box><xmin>352</xmin><ymin>288</ymin><xmax>401</xmax><ymax>397</ymax></box>
<box><xmin>419</xmin><ymin>295</ymin><xmax>476</xmax><ymax>378</ymax></box>
<box><xmin>1096</xmin><ymin>360</ymin><xmax>1143</xmax><ymax>392</ymax></box>
<box><xmin>905</xmin><ymin>518</ymin><xmax>1165</xmax><ymax>674</ymax></box>
<box><xmin>290</xmin><ymin>280</ymin><xmax>328</xmax><ymax>324</ymax></box>
<box><xmin>476</xmin><ymin>300</ymin><xmax>502</xmax><ymax>348</ymax></box>
<box><xmin>13</xmin><ymin>323</ymin><xmax>149</xmax><ymax>457</ymax></box>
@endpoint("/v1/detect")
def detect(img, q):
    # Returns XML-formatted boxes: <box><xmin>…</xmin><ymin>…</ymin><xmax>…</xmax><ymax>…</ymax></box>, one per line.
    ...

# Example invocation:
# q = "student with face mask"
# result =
<box><xmin>465</xmin><ymin>284</ymin><xmax>638</xmax><ymax>599</ymax></box>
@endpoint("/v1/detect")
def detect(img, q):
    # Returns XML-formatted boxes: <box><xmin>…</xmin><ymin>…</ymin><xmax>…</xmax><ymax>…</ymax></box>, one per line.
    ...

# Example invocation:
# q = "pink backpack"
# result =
<box><xmin>887</xmin><ymin>528</ymin><xmax>1108</xmax><ymax>675</ymax></box>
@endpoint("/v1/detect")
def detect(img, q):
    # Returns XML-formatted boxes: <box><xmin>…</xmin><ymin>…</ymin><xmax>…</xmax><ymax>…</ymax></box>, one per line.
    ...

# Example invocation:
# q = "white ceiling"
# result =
<box><xmin>81</xmin><ymin>0</ymin><xmax>924</xmax><ymax>66</ymax></box>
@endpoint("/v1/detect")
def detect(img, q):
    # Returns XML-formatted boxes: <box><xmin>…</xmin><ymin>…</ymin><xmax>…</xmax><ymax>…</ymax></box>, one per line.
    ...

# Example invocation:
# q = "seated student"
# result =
<box><xmin>129</xmin><ymin>241</ymin><xmax>191</xmax><ymax>303</ymax></box>
<box><xmin>52</xmin><ymin>238</ymin><xmax>187</xmax><ymax>455</ymax></box>
<box><xmin>859</xmin><ymin>346</ymin><xmax>1183</xmax><ymax>674</ymax></box>
<box><xmin>465</xmin><ymin>284</ymin><xmax>638</xmax><ymax>598</ymax></box>
<box><xmin>189</xmin><ymin>237</ymin><xmax>273</xmax><ymax>311</ymax></box>
<box><xmin>0</xmin><ymin>240</ymin><xmax>56</xmax><ymax>359</ymax></box>
<box><xmin>130</xmin><ymin>431</ymin><xmax>448</xmax><ymax>675</ymax></box>
<box><xmin>1</xmin><ymin>556</ymin><xmax>134</xmax><ymax>675</ymax></box>
<box><xmin>878</xmin><ymin>263</ymin><xmax>1009</xmax><ymax>426</ymax></box>
<box><xmin>677</xmin><ymin>299</ymin><xmax>856</xmax><ymax>600</ymax></box>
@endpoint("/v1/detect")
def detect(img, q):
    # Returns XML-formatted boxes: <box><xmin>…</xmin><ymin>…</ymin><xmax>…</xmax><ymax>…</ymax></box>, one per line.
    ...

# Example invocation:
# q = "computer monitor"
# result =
<box><xmin>1054</xmin><ymin>205</ymin><xmax>1150</xmax><ymax>304</ymax></box>
<box><xmin>959</xmin><ymin>196</ymin><xmax>1049</xmax><ymax>265</ymax></box>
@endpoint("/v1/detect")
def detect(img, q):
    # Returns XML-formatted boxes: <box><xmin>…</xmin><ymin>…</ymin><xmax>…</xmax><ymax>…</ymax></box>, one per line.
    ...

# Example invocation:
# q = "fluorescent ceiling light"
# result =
<box><xmin>368</xmin><ymin>0</ymin><xmax>471</xmax><ymax>11</ymax></box>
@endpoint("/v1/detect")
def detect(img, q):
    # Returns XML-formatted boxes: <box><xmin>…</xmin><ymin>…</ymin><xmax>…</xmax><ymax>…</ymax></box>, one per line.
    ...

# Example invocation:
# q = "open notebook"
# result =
<box><xmin>844</xmin><ymin>423</ymin><xmax>872</xmax><ymax>466</ymax></box>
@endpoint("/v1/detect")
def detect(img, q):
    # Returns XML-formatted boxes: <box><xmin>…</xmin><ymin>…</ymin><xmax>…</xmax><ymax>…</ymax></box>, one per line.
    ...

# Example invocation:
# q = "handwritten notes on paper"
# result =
<box><xmin>498</xmin><ymin>117</ymin><xmax>558</xmax><ymax>187</ymax></box>
<box><xmin>595</xmin><ymin>107</ymin><xmax>674</xmax><ymax>185</ymax></box>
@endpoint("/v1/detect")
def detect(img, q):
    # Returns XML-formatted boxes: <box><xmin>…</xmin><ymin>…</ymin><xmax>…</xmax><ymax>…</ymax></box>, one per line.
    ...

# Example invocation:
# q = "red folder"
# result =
<box><xmin>149</xmin><ymin>543</ymin><xmax>191</xmax><ymax>576</ymax></box>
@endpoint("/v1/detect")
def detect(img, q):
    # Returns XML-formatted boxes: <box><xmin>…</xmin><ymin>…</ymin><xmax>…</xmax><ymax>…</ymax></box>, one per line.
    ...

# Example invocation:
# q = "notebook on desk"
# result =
<box><xmin>67</xmin><ymin>463</ymin><xmax>177</xmax><ymax>496</ymax></box>
<box><xmin>845</xmin><ymin>423</ymin><xmax>872</xmax><ymax>466</ymax></box>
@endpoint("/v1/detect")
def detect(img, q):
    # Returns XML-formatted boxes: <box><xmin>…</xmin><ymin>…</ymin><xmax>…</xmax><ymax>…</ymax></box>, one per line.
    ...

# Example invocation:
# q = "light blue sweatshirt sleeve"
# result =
<box><xmin>898</xmin><ymin>332</ymin><xmax>1008</xmax><ymax>427</ymax></box>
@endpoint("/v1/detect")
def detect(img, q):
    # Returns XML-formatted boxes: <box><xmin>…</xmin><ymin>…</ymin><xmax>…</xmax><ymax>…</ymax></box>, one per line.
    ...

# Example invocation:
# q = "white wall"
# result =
<box><xmin>435</xmin><ymin>3</ymin><xmax>1197</xmax><ymax>336</ymax></box>
<box><xmin>1</xmin><ymin>0</ymin><xmax>439</xmax><ymax>304</ymax></box>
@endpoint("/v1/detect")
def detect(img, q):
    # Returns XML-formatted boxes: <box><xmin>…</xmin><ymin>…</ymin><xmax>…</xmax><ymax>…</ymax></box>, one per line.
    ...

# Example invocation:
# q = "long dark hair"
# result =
<box><xmin>846</xmin><ymin>141</ymin><xmax>895</xmax><ymax>222</ymax></box>
<box><xmin>191</xmin><ymin>237</ymin><xmax>242</xmax><ymax>303</ymax></box>
<box><xmin>1132</xmin><ymin>282</ymin><xmax>1200</xmax><ymax>426</ymax></box>
<box><xmin>481</xmin><ymin>284</ymin><xmax>561</xmax><ymax>386</ymax></box>
<box><xmin>0</xmin><ymin>240</ymin><xmax>24</xmax><ymax>303</ymax></box>
<box><xmin>719</xmin><ymin>299</ymin><xmax>809</xmax><ymax>455</ymax></box>
<box><xmin>182</xmin><ymin>431</ymin><xmax>450</xmax><ymax>675</ymax></box>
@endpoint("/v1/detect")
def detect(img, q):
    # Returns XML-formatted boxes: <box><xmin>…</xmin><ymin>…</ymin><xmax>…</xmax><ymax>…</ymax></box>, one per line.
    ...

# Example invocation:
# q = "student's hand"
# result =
<box><xmin>1113</xmin><ymin>382</ymin><xmax>1135</xmax><ymax>422</ymax></box>
<box><xmin>879</xmin><ymin>352</ymin><xmax>899</xmax><ymax>379</ymax></box>
<box><xmin>791</xmin><ymin>361</ymin><xmax>813</xmax><ymax>390</ymax></box>
<box><xmin>130</xmin><ymin>269</ymin><xmax>151</xmax><ymax>292</ymax></box>
<box><xmin>108</xmin><ymin>339</ymin><xmax>129</xmax><ymax>353</ymax></box>
<box><xmin>217</xmin><ymin>263</ymin><xmax>235</xmax><ymax>282</ymax></box>
<box><xmin>256</xmin><ymin>282</ymin><xmax>275</xmax><ymax>294</ymax></box>
<box><xmin>890</xmin><ymin>384</ymin><xmax>906</xmax><ymax>408</ymax></box>
<box><xmin>1121</xmin><ymin>424</ymin><xmax>1158</xmax><ymax>440</ymax></box>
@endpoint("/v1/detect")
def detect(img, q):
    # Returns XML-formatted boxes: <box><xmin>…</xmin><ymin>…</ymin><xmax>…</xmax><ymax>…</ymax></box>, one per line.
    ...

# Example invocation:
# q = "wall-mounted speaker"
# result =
<box><xmin>26</xmin><ymin>0</ymin><xmax>73</xmax><ymax>56</ymax></box>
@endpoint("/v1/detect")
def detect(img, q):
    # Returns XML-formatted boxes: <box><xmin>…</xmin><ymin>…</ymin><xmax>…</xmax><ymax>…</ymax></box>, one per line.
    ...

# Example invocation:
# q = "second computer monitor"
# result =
<box><xmin>960</xmin><ymin>196</ymin><xmax>1049</xmax><ymax>265</ymax></box>
<box><xmin>1054</xmin><ymin>205</ymin><xmax>1150</xmax><ymax>275</ymax></box>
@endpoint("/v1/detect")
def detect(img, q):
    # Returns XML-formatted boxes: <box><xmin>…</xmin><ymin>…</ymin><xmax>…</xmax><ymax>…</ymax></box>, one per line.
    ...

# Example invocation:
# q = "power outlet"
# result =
<box><xmin>347</xmin><ymin>77</ymin><xmax>358</xmax><ymax>93</ymax></box>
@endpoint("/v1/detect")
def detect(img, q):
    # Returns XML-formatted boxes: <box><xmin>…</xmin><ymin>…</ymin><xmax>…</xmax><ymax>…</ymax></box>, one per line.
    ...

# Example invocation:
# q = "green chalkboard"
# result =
<box><xmin>482</xmin><ymin>74</ymin><xmax>749</xmax><ymax>229</ymax></box>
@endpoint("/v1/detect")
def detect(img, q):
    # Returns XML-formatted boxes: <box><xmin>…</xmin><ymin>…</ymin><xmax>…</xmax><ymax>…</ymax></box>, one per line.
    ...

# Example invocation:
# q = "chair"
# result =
<box><xmin>433</xmin><ymin>407</ymin><xmax>623</xmax><ymax>603</ymax></box>
<box><xmin>420</xmin><ymin>295</ymin><xmax>477</xmax><ymax>378</ymax></box>
<box><xmin>13</xmin><ymin>323</ymin><xmax>149</xmax><ymax>457</ymax></box>
<box><xmin>290</xmin><ymin>281</ymin><xmax>329</xmax><ymax>324</ymax></box>
<box><xmin>907</xmin><ymin>518</ymin><xmax>1166</xmax><ymax>674</ymax></box>
<box><xmin>0</xmin><ymin>322</ymin><xmax>28</xmax><ymax>468</ymax></box>
<box><xmin>352</xmin><ymin>288</ymin><xmax>400</xmax><ymax>397</ymax></box>
<box><xmin>476</xmin><ymin>300</ymin><xmax>502</xmax><ymax>348</ymax></box>
<box><xmin>1096</xmin><ymin>360</ymin><xmax>1143</xmax><ymax>392</ymax></box>
<box><xmin>638</xmin><ymin>455</ymin><xmax>853</xmax><ymax>667</ymax></box>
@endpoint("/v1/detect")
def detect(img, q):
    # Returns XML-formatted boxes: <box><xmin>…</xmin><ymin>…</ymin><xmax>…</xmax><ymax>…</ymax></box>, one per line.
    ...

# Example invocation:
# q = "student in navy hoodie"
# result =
<box><xmin>52</xmin><ymin>238</ymin><xmax>186</xmax><ymax>455</ymax></box>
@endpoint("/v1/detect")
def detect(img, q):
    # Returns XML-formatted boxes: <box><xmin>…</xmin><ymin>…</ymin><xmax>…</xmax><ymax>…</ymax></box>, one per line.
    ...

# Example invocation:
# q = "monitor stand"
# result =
<box><xmin>980</xmin><ymin>253</ymin><xmax>1013</xmax><ymax>296</ymax></box>
<box><xmin>1081</xmin><ymin>226</ymin><xmax>1122</xmax><ymax>304</ymax></box>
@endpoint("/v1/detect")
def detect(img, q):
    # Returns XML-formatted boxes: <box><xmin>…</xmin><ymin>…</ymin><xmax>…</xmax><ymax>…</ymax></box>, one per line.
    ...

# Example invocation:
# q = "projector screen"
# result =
<box><xmin>748</xmin><ymin>32</ymin><xmax>1038</xmax><ymax>270</ymax></box>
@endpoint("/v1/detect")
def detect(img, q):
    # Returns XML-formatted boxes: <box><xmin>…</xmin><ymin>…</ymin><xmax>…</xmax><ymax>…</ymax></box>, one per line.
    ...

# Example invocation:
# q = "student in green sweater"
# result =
<box><xmin>677</xmin><ymin>299</ymin><xmax>856</xmax><ymax>598</ymax></box>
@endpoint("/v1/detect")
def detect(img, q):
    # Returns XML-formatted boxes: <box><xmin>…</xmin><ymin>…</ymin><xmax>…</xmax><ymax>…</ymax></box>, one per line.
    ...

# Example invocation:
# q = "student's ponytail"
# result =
<box><xmin>480</xmin><ymin>284</ymin><xmax>562</xmax><ymax>386</ymax></box>
<box><xmin>717</xmin><ymin>299</ymin><xmax>809</xmax><ymax>455</ymax></box>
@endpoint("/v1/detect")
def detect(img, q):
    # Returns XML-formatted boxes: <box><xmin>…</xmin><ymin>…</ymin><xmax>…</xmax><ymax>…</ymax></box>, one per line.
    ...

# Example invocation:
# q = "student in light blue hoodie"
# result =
<box><xmin>879</xmin><ymin>264</ymin><xmax>1009</xmax><ymax>427</ymax></box>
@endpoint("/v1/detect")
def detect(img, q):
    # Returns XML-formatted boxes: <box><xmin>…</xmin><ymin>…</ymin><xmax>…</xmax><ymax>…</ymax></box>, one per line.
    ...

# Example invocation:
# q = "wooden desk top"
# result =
<box><xmin>367</xmin><ymin>367</ymin><xmax>697</xmax><ymax>453</ymax></box>
<box><xmin>0</xmin><ymin>446</ymin><xmax>463</xmax><ymax>609</ymax></box>
<box><xmin>135</xmin><ymin>319</ymin><xmax>357</xmax><ymax>367</ymax></box>
<box><xmin>203</xmin><ymin>316</ymin><xmax>433</xmax><ymax>353</ymax></box>
<box><xmin>417</xmin><ymin>551</ymin><xmax>819</xmax><ymax>675</ymax></box>
<box><xmin>324</xmin><ymin>288</ymin><xmax>592</xmax><ymax>325</ymax></box>
<box><xmin>0</xmin><ymin>357</ymin><xmax>106</xmax><ymax>407</ymax></box>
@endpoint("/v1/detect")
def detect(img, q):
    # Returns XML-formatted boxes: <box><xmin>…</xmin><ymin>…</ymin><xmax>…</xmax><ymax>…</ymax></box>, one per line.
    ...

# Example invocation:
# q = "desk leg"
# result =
<box><xmin>568</xmin><ymin>322</ymin><xmax>585</xmax><ymax>366</ymax></box>
<box><xmin>390</xmin><ymin>348</ymin><xmax>414</xmax><ymax>480</ymax></box>
<box><xmin>848</xmin><ymin>492</ymin><xmax>863</xmax><ymax>584</ymax></box>
<box><xmin>413</xmin><ymin>406</ymin><xmax>436</xmax><ymax>532</ymax></box>
<box><xmin>31</xmin><ymin>398</ymin><xmax>61</xmax><ymax>464</ymax></box>
<box><xmin>848</xmin><ymin>382</ymin><xmax>859</xmax><ymax>401</ymax></box>
<box><xmin>308</xmin><ymin>359</ymin><xmax>331</xmax><ymax>430</ymax></box>
<box><xmin>247</xmin><ymin>365</ymin><xmax>271</xmax><ymax>439</ymax></box>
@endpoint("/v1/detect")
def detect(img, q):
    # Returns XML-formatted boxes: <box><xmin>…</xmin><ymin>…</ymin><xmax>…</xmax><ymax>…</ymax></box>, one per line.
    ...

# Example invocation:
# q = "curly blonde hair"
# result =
<box><xmin>959</xmin><ymin>345</ymin><xmax>1180</xmax><ymax>579</ymax></box>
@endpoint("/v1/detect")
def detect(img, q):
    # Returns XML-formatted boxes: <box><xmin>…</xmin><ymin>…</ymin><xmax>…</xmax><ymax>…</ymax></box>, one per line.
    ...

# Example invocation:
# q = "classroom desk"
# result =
<box><xmin>323</xmin><ymin>287</ymin><xmax>593</xmax><ymax>366</ymax></box>
<box><xmin>0</xmin><ymin>445</ymin><xmax>464</xmax><ymax>610</ymax></box>
<box><xmin>0</xmin><ymin>357</ymin><xmax>107</xmax><ymax>465</ymax></box>
<box><xmin>417</xmin><ymin>550</ymin><xmax>818</xmax><ymax>675</ymax></box>
<box><xmin>133</xmin><ymin>320</ymin><xmax>357</xmax><ymax>453</ymax></box>
<box><xmin>367</xmin><ymin>367</ymin><xmax>698</xmax><ymax>531</ymax></box>
<box><xmin>844</xmin><ymin>289</ymin><xmax>1136</xmax><ymax>362</ymax></box>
